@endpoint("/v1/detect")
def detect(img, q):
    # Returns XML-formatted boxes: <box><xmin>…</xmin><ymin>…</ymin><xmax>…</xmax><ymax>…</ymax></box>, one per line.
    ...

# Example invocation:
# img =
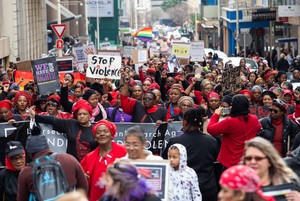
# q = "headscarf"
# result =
<box><xmin>72</xmin><ymin>99</ymin><xmax>93</xmax><ymax>116</ymax></box>
<box><xmin>230</xmin><ymin>94</ymin><xmax>249</xmax><ymax>117</ymax></box>
<box><xmin>47</xmin><ymin>94</ymin><xmax>61</xmax><ymax>105</ymax></box>
<box><xmin>14</xmin><ymin>91</ymin><xmax>31</xmax><ymax>106</ymax></box>
<box><xmin>83</xmin><ymin>89</ymin><xmax>97</xmax><ymax>101</ymax></box>
<box><xmin>220</xmin><ymin>165</ymin><xmax>275</xmax><ymax>201</ymax></box>
<box><xmin>255</xmin><ymin>78</ymin><xmax>264</xmax><ymax>85</ymax></box>
<box><xmin>92</xmin><ymin>120</ymin><xmax>117</xmax><ymax>138</ymax></box>
<box><xmin>239</xmin><ymin>89</ymin><xmax>253</xmax><ymax>99</ymax></box>
<box><xmin>178</xmin><ymin>96</ymin><xmax>194</xmax><ymax>108</ymax></box>
<box><xmin>262</xmin><ymin>70</ymin><xmax>273</xmax><ymax>81</ymax></box>
<box><xmin>0</xmin><ymin>100</ymin><xmax>12</xmax><ymax>110</ymax></box>
<box><xmin>207</xmin><ymin>92</ymin><xmax>220</xmax><ymax>101</ymax></box>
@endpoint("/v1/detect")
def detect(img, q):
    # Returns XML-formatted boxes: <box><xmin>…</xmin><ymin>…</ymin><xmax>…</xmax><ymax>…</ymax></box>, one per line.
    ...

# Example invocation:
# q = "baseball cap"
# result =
<box><xmin>5</xmin><ymin>141</ymin><xmax>24</xmax><ymax>158</ymax></box>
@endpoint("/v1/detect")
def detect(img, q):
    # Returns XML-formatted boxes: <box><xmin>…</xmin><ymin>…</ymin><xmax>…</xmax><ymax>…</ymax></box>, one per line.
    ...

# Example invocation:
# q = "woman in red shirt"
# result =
<box><xmin>207</xmin><ymin>94</ymin><xmax>262</xmax><ymax>169</ymax></box>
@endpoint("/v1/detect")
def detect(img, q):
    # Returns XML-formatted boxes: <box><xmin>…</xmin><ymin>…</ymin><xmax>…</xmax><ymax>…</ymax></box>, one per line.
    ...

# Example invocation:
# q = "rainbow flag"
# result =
<box><xmin>133</xmin><ymin>27</ymin><xmax>153</xmax><ymax>41</ymax></box>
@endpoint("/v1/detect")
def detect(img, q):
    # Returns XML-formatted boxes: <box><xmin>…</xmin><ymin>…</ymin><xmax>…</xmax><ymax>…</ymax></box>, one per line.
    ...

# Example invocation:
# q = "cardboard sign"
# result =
<box><xmin>149</xmin><ymin>42</ymin><xmax>159</xmax><ymax>58</ymax></box>
<box><xmin>32</xmin><ymin>57</ymin><xmax>60</xmax><ymax>95</ymax></box>
<box><xmin>132</xmin><ymin>160</ymin><xmax>170</xmax><ymax>201</ymax></box>
<box><xmin>56</xmin><ymin>57</ymin><xmax>73</xmax><ymax>72</ymax></box>
<box><xmin>87</xmin><ymin>55</ymin><xmax>121</xmax><ymax>79</ymax></box>
<box><xmin>221</xmin><ymin>66</ymin><xmax>242</xmax><ymax>92</ymax></box>
<box><xmin>132</xmin><ymin>49</ymin><xmax>148</xmax><ymax>64</ymax></box>
<box><xmin>171</xmin><ymin>42</ymin><xmax>190</xmax><ymax>59</ymax></box>
<box><xmin>122</xmin><ymin>46</ymin><xmax>134</xmax><ymax>58</ymax></box>
<box><xmin>190</xmin><ymin>41</ymin><xmax>205</xmax><ymax>62</ymax></box>
<box><xmin>15</xmin><ymin>60</ymin><xmax>32</xmax><ymax>71</ymax></box>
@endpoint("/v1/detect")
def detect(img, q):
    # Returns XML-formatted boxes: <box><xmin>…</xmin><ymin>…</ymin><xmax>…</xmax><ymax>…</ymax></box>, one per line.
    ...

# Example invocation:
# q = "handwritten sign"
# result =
<box><xmin>221</xmin><ymin>66</ymin><xmax>242</xmax><ymax>92</ymax></box>
<box><xmin>190</xmin><ymin>41</ymin><xmax>204</xmax><ymax>62</ymax></box>
<box><xmin>171</xmin><ymin>42</ymin><xmax>190</xmax><ymax>59</ymax></box>
<box><xmin>87</xmin><ymin>55</ymin><xmax>121</xmax><ymax>79</ymax></box>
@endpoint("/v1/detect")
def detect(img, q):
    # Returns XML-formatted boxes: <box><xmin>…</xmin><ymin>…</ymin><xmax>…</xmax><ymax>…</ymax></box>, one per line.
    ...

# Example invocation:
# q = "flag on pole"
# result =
<box><xmin>133</xmin><ymin>27</ymin><xmax>153</xmax><ymax>41</ymax></box>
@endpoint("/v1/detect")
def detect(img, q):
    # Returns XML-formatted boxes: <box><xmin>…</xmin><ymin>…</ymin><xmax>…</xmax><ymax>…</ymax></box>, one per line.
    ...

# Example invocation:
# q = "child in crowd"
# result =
<box><xmin>168</xmin><ymin>143</ymin><xmax>202</xmax><ymax>201</ymax></box>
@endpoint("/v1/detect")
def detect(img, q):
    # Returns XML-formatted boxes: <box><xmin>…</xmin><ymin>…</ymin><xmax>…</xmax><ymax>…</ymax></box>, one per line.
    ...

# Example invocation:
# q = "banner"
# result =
<box><xmin>39</xmin><ymin>123</ymin><xmax>68</xmax><ymax>153</ymax></box>
<box><xmin>14</xmin><ymin>71</ymin><xmax>86</xmax><ymax>91</ymax></box>
<box><xmin>190</xmin><ymin>41</ymin><xmax>204</xmax><ymax>62</ymax></box>
<box><xmin>32</xmin><ymin>57</ymin><xmax>60</xmax><ymax>95</ymax></box>
<box><xmin>56</xmin><ymin>57</ymin><xmax>73</xmax><ymax>72</ymax></box>
<box><xmin>87</xmin><ymin>55</ymin><xmax>121</xmax><ymax>79</ymax></box>
<box><xmin>171</xmin><ymin>42</ymin><xmax>190</xmax><ymax>59</ymax></box>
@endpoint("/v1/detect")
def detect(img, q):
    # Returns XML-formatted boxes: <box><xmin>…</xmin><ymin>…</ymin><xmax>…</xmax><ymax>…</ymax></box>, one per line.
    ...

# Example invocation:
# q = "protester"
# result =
<box><xmin>17</xmin><ymin>125</ymin><xmax>88</xmax><ymax>201</ymax></box>
<box><xmin>207</xmin><ymin>94</ymin><xmax>261</xmax><ymax>169</ymax></box>
<box><xmin>80</xmin><ymin>120</ymin><xmax>127</xmax><ymax>201</ymax></box>
<box><xmin>99</xmin><ymin>160</ymin><xmax>161</xmax><ymax>201</ymax></box>
<box><xmin>28</xmin><ymin>99</ymin><xmax>98</xmax><ymax>161</ymax></box>
<box><xmin>0</xmin><ymin>141</ymin><xmax>26</xmax><ymax>201</ymax></box>
<box><xmin>242</xmin><ymin>137</ymin><xmax>300</xmax><ymax>200</ymax></box>
<box><xmin>39</xmin><ymin>94</ymin><xmax>73</xmax><ymax>118</ymax></box>
<box><xmin>251</xmin><ymin>85</ymin><xmax>263</xmax><ymax>106</ymax></box>
<box><xmin>258</xmin><ymin>99</ymin><xmax>300</xmax><ymax>157</ymax></box>
<box><xmin>163</xmin><ymin>107</ymin><xmax>218</xmax><ymax>201</ymax></box>
<box><xmin>12</xmin><ymin>91</ymin><xmax>31</xmax><ymax>120</ymax></box>
<box><xmin>122</xmin><ymin>126</ymin><xmax>162</xmax><ymax>160</ymax></box>
<box><xmin>261</xmin><ymin>91</ymin><xmax>276</xmax><ymax>107</ymax></box>
<box><xmin>205</xmin><ymin>92</ymin><xmax>220</xmax><ymax>118</ymax></box>
<box><xmin>170</xmin><ymin>96</ymin><xmax>194</xmax><ymax>121</ymax></box>
<box><xmin>219</xmin><ymin>165</ymin><xmax>275</xmax><ymax>201</ymax></box>
<box><xmin>168</xmin><ymin>143</ymin><xmax>202</xmax><ymax>201</ymax></box>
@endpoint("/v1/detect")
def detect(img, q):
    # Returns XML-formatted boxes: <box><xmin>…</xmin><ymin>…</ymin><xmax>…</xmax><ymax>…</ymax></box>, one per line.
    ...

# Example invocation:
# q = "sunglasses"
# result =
<box><xmin>269</xmin><ymin>108</ymin><xmax>280</xmax><ymax>114</ymax></box>
<box><xmin>143</xmin><ymin>97</ymin><xmax>154</xmax><ymax>101</ymax></box>
<box><xmin>46</xmin><ymin>102</ymin><xmax>58</xmax><ymax>107</ymax></box>
<box><xmin>167</xmin><ymin>80</ymin><xmax>174</xmax><ymax>83</ymax></box>
<box><xmin>244</xmin><ymin>156</ymin><xmax>267</xmax><ymax>161</ymax></box>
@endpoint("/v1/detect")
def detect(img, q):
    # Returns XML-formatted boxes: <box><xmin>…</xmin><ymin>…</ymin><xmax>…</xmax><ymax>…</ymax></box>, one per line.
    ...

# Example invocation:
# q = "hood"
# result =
<box><xmin>5</xmin><ymin>150</ymin><xmax>26</xmax><ymax>172</ymax></box>
<box><xmin>168</xmin><ymin>143</ymin><xmax>187</xmax><ymax>171</ymax></box>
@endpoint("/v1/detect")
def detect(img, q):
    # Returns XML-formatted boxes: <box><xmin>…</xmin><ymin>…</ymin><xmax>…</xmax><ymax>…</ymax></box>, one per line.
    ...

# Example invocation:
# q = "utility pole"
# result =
<box><xmin>57</xmin><ymin>0</ymin><xmax>63</xmax><ymax>57</ymax></box>
<box><xmin>96</xmin><ymin>0</ymin><xmax>100</xmax><ymax>49</ymax></box>
<box><xmin>235</xmin><ymin>0</ymin><xmax>239</xmax><ymax>55</ymax></box>
<box><xmin>217</xmin><ymin>0</ymin><xmax>220</xmax><ymax>50</ymax></box>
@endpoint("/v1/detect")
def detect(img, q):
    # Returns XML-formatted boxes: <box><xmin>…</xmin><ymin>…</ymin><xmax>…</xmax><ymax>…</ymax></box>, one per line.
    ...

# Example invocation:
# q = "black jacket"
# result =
<box><xmin>284</xmin><ymin>145</ymin><xmax>300</xmax><ymax>179</ymax></box>
<box><xmin>162</xmin><ymin>130</ymin><xmax>218</xmax><ymax>199</ymax></box>
<box><xmin>258</xmin><ymin>115</ymin><xmax>300</xmax><ymax>157</ymax></box>
<box><xmin>0</xmin><ymin>169</ymin><xmax>20</xmax><ymax>201</ymax></box>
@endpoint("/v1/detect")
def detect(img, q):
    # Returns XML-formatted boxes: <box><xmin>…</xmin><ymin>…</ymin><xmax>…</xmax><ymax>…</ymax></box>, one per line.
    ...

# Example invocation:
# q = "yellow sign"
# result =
<box><xmin>171</xmin><ymin>43</ymin><xmax>190</xmax><ymax>59</ymax></box>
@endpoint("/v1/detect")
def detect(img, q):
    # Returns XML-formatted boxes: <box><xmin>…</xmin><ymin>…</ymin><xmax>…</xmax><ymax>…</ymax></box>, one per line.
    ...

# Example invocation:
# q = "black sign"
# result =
<box><xmin>252</xmin><ymin>11</ymin><xmax>276</xmax><ymax>21</ymax></box>
<box><xmin>274</xmin><ymin>22</ymin><xmax>284</xmax><ymax>36</ymax></box>
<box><xmin>32</xmin><ymin>57</ymin><xmax>60</xmax><ymax>95</ymax></box>
<box><xmin>56</xmin><ymin>57</ymin><xmax>73</xmax><ymax>72</ymax></box>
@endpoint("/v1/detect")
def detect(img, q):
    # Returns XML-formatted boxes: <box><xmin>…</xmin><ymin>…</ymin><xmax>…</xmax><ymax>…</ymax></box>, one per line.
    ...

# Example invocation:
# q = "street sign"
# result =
<box><xmin>56</xmin><ymin>39</ymin><xmax>64</xmax><ymax>49</ymax></box>
<box><xmin>51</xmin><ymin>24</ymin><xmax>66</xmax><ymax>38</ymax></box>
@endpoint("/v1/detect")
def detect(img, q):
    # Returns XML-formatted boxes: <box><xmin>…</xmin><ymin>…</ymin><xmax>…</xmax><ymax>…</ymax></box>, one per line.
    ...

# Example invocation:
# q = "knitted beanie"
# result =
<box><xmin>26</xmin><ymin>126</ymin><xmax>49</xmax><ymax>154</ymax></box>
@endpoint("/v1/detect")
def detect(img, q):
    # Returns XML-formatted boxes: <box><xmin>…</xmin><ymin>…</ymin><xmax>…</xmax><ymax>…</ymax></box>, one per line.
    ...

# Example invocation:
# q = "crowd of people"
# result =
<box><xmin>0</xmin><ymin>47</ymin><xmax>300</xmax><ymax>201</ymax></box>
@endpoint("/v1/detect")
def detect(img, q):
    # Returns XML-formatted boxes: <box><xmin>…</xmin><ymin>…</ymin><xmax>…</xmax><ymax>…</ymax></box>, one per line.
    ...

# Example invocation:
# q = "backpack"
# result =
<box><xmin>30</xmin><ymin>153</ymin><xmax>70</xmax><ymax>201</ymax></box>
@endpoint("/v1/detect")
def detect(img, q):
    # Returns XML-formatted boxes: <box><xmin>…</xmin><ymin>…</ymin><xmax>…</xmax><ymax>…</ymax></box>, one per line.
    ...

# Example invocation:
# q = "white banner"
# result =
<box><xmin>86</xmin><ymin>0</ymin><xmax>114</xmax><ymax>17</ymax></box>
<box><xmin>100</xmin><ymin>42</ymin><xmax>111</xmax><ymax>50</ymax></box>
<box><xmin>87</xmin><ymin>55</ymin><xmax>121</xmax><ymax>79</ymax></box>
<box><xmin>278</xmin><ymin>5</ymin><xmax>300</xmax><ymax>17</ymax></box>
<box><xmin>190</xmin><ymin>41</ymin><xmax>205</xmax><ymax>62</ymax></box>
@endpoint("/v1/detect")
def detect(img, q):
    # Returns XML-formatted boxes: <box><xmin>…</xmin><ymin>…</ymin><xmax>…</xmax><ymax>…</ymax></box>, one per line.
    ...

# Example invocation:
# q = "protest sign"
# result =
<box><xmin>56</xmin><ymin>57</ymin><xmax>73</xmax><ymax>72</ymax></box>
<box><xmin>122</xmin><ymin>46</ymin><xmax>134</xmax><ymax>58</ymax></box>
<box><xmin>167</xmin><ymin>54</ymin><xmax>181</xmax><ymax>73</ymax></box>
<box><xmin>15</xmin><ymin>60</ymin><xmax>32</xmax><ymax>71</ymax></box>
<box><xmin>190</xmin><ymin>41</ymin><xmax>205</xmax><ymax>62</ymax></box>
<box><xmin>73</xmin><ymin>45</ymin><xmax>96</xmax><ymax>71</ymax></box>
<box><xmin>149</xmin><ymin>42</ymin><xmax>159</xmax><ymax>58</ymax></box>
<box><xmin>171</xmin><ymin>42</ymin><xmax>190</xmax><ymax>59</ymax></box>
<box><xmin>132</xmin><ymin>160</ymin><xmax>170</xmax><ymax>201</ymax></box>
<box><xmin>39</xmin><ymin>123</ymin><xmax>68</xmax><ymax>153</ymax></box>
<box><xmin>32</xmin><ymin>57</ymin><xmax>60</xmax><ymax>95</ymax></box>
<box><xmin>100</xmin><ymin>42</ymin><xmax>111</xmax><ymax>50</ymax></box>
<box><xmin>132</xmin><ymin>49</ymin><xmax>148</xmax><ymax>64</ymax></box>
<box><xmin>87</xmin><ymin>55</ymin><xmax>121</xmax><ymax>79</ymax></box>
<box><xmin>249</xmin><ymin>105</ymin><xmax>270</xmax><ymax>119</ymax></box>
<box><xmin>221</xmin><ymin>66</ymin><xmax>242</xmax><ymax>92</ymax></box>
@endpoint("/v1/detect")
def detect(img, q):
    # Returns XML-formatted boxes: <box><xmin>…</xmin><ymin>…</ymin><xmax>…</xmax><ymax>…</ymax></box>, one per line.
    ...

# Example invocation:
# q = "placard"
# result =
<box><xmin>122</xmin><ymin>46</ymin><xmax>134</xmax><ymax>58</ymax></box>
<box><xmin>190</xmin><ymin>41</ymin><xmax>204</xmax><ymax>62</ymax></box>
<box><xmin>56</xmin><ymin>57</ymin><xmax>73</xmax><ymax>72</ymax></box>
<box><xmin>131</xmin><ymin>160</ymin><xmax>170</xmax><ymax>201</ymax></box>
<box><xmin>171</xmin><ymin>42</ymin><xmax>190</xmax><ymax>59</ymax></box>
<box><xmin>149</xmin><ymin>42</ymin><xmax>159</xmax><ymax>58</ymax></box>
<box><xmin>32</xmin><ymin>57</ymin><xmax>60</xmax><ymax>95</ymax></box>
<box><xmin>87</xmin><ymin>55</ymin><xmax>121</xmax><ymax>79</ymax></box>
<box><xmin>73</xmin><ymin>45</ymin><xmax>96</xmax><ymax>72</ymax></box>
<box><xmin>100</xmin><ymin>42</ymin><xmax>111</xmax><ymax>50</ymax></box>
<box><xmin>132</xmin><ymin>49</ymin><xmax>148</xmax><ymax>64</ymax></box>
<box><xmin>97</xmin><ymin>50</ymin><xmax>121</xmax><ymax>57</ymax></box>
<box><xmin>15</xmin><ymin>60</ymin><xmax>32</xmax><ymax>71</ymax></box>
<box><xmin>167</xmin><ymin>54</ymin><xmax>181</xmax><ymax>73</ymax></box>
<box><xmin>221</xmin><ymin>66</ymin><xmax>242</xmax><ymax>92</ymax></box>
<box><xmin>86</xmin><ymin>0</ymin><xmax>114</xmax><ymax>17</ymax></box>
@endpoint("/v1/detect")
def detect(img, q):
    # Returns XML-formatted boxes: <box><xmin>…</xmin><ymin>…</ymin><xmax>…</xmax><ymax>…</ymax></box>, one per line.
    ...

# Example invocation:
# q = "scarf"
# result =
<box><xmin>90</xmin><ymin>103</ymin><xmax>107</xmax><ymax>122</ymax></box>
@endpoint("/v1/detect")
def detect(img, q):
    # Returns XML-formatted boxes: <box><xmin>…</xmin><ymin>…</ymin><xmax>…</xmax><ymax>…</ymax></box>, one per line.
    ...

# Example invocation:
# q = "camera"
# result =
<box><xmin>222</xmin><ymin>108</ymin><xmax>231</xmax><ymax>115</ymax></box>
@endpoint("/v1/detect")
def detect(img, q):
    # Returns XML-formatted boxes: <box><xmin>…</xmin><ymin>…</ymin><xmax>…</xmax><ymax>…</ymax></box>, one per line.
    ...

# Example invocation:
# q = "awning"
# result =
<box><xmin>275</xmin><ymin>38</ymin><xmax>298</xmax><ymax>43</ymax></box>
<box><xmin>46</xmin><ymin>0</ymin><xmax>82</xmax><ymax>23</ymax></box>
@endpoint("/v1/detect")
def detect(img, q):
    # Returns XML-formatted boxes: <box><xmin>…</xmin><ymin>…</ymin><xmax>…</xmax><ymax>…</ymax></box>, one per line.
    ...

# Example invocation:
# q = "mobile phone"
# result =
<box><xmin>222</xmin><ymin>108</ymin><xmax>231</xmax><ymax>115</ymax></box>
<box><xmin>195</xmin><ymin>68</ymin><xmax>202</xmax><ymax>81</ymax></box>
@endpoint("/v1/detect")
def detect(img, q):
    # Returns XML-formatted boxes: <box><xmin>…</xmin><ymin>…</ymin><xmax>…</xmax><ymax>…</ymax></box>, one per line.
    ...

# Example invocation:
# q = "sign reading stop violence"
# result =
<box><xmin>87</xmin><ymin>55</ymin><xmax>121</xmax><ymax>79</ymax></box>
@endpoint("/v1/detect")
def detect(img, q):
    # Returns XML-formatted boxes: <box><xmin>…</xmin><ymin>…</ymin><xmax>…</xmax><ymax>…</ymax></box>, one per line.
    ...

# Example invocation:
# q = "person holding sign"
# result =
<box><xmin>80</xmin><ymin>120</ymin><xmax>127</xmax><ymax>201</ymax></box>
<box><xmin>120</xmin><ymin>73</ymin><xmax>168</xmax><ymax>123</ymax></box>
<box><xmin>28</xmin><ymin>99</ymin><xmax>98</xmax><ymax>162</ymax></box>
